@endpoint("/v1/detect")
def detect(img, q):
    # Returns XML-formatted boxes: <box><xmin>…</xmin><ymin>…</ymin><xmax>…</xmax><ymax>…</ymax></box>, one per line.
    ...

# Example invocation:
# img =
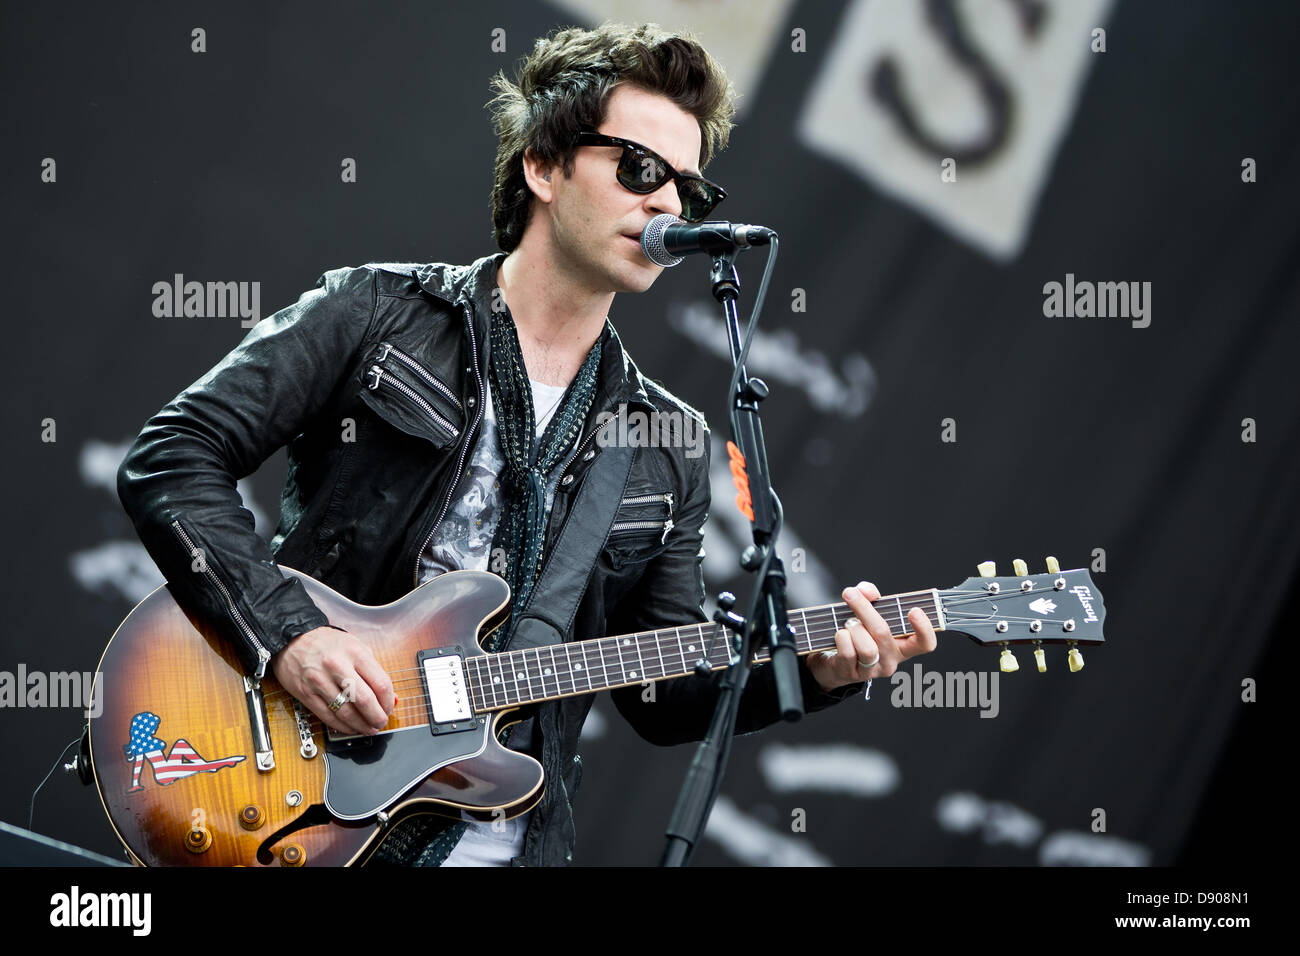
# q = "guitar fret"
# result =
<box><xmin>501</xmin><ymin>651</ymin><xmax>515</xmax><ymax>706</ymax></box>
<box><xmin>522</xmin><ymin>648</ymin><xmax>535</xmax><ymax>701</ymax></box>
<box><xmin>616</xmin><ymin>637</ymin><xmax>630</xmax><ymax>686</ymax></box>
<box><xmin>483</xmin><ymin>654</ymin><xmax>497</xmax><ymax>707</ymax></box>
<box><xmin>546</xmin><ymin>645</ymin><xmax>560</xmax><ymax>697</ymax></box>
<box><xmin>595</xmin><ymin>637</ymin><xmax>611</xmax><ymax>690</ymax></box>
<box><xmin>533</xmin><ymin>648</ymin><xmax>547</xmax><ymax>701</ymax></box>
<box><xmin>471</xmin><ymin>657</ymin><xmax>485</xmax><ymax>711</ymax></box>
<box><xmin>466</xmin><ymin>657</ymin><xmax>479</xmax><ymax>710</ymax></box>
<box><xmin>632</xmin><ymin>633</ymin><xmax>647</xmax><ymax>683</ymax></box>
<box><xmin>512</xmin><ymin>650</ymin><xmax>527</xmax><ymax>707</ymax></box>
<box><xmin>580</xmin><ymin>640</ymin><xmax>593</xmax><ymax>693</ymax></box>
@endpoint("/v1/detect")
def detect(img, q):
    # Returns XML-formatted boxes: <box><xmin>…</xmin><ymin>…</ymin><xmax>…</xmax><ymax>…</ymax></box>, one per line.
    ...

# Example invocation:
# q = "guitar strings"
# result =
<box><xmin>281</xmin><ymin>604</ymin><xmax>1084</xmax><ymax>733</ymax></box>
<box><xmin>254</xmin><ymin>599</ymin><xmax>942</xmax><ymax>708</ymax></box>
<box><xmin>258</xmin><ymin>591</ymin><xmax>1087</xmax><ymax>725</ymax></box>
<box><xmin>255</xmin><ymin>591</ymin><xmax>1074</xmax><ymax>710</ymax></box>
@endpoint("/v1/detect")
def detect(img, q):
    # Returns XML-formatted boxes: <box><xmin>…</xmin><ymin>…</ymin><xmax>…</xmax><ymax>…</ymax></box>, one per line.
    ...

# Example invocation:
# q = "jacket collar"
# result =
<box><xmin>413</xmin><ymin>252</ymin><xmax>656</xmax><ymax>412</ymax></box>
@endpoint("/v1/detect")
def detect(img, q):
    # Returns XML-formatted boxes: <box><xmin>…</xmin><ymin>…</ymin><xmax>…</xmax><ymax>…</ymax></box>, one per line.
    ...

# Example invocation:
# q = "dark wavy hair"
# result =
<box><xmin>487</xmin><ymin>21</ymin><xmax>738</xmax><ymax>252</ymax></box>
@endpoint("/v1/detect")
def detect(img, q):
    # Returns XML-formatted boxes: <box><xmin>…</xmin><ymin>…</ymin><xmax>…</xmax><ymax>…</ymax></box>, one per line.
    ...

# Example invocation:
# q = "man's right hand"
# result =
<box><xmin>271</xmin><ymin>626</ymin><xmax>396</xmax><ymax>737</ymax></box>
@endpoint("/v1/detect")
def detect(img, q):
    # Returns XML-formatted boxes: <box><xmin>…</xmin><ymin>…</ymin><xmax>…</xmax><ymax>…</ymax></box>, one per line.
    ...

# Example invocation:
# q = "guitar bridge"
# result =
<box><xmin>293</xmin><ymin>700</ymin><xmax>318</xmax><ymax>759</ymax></box>
<box><xmin>417</xmin><ymin>647</ymin><xmax>477</xmax><ymax>735</ymax></box>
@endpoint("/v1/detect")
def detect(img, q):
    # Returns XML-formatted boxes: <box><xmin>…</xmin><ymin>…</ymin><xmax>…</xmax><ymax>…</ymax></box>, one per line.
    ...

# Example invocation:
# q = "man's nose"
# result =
<box><xmin>645</xmin><ymin>179</ymin><xmax>682</xmax><ymax>219</ymax></box>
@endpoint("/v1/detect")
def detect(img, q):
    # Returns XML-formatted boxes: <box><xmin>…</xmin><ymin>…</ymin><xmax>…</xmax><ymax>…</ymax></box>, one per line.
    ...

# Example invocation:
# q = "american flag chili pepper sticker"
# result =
<box><xmin>122</xmin><ymin>711</ymin><xmax>246</xmax><ymax>792</ymax></box>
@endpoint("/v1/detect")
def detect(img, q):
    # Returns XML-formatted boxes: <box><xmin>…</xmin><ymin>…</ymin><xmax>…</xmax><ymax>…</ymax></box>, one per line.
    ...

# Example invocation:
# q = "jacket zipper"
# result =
<box><xmin>377</xmin><ymin>342</ymin><xmax>463</xmax><ymax>413</ymax></box>
<box><xmin>367</xmin><ymin>366</ymin><xmax>460</xmax><ymax>439</ymax></box>
<box><xmin>609</xmin><ymin>518</ymin><xmax>675</xmax><ymax>545</ymax></box>
<box><xmin>411</xmin><ymin>302</ymin><xmax>484</xmax><ymax>588</ymax></box>
<box><xmin>611</xmin><ymin>492</ymin><xmax>674</xmax><ymax>544</ymax></box>
<box><xmin>620</xmin><ymin>492</ymin><xmax>674</xmax><ymax>510</ymax></box>
<box><xmin>170</xmin><ymin>519</ymin><xmax>271</xmax><ymax>680</ymax></box>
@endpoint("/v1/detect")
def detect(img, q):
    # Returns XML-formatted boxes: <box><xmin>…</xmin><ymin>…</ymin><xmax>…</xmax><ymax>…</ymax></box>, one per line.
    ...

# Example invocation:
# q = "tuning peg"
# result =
<box><xmin>998</xmin><ymin>644</ymin><xmax>1019</xmax><ymax>673</ymax></box>
<box><xmin>1067</xmin><ymin>642</ymin><xmax>1084</xmax><ymax>672</ymax></box>
<box><xmin>1045</xmin><ymin>556</ymin><xmax>1061</xmax><ymax>574</ymax></box>
<box><xmin>978</xmin><ymin>561</ymin><xmax>997</xmax><ymax>578</ymax></box>
<box><xmin>1013</xmin><ymin>558</ymin><xmax>1028</xmax><ymax>577</ymax></box>
<box><xmin>1033</xmin><ymin>642</ymin><xmax>1046</xmax><ymax>672</ymax></box>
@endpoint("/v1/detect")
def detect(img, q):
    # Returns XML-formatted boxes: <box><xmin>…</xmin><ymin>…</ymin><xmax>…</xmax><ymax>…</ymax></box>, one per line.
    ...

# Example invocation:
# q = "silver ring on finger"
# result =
<box><xmin>328</xmin><ymin>689</ymin><xmax>348</xmax><ymax>713</ymax></box>
<box><xmin>857</xmin><ymin>654</ymin><xmax>880</xmax><ymax>673</ymax></box>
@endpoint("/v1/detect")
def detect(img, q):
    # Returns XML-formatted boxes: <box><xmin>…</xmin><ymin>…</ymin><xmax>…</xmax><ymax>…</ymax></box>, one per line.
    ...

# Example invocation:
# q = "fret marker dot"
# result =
<box><xmin>544</xmin><ymin>668</ymin><xmax>552</xmax><ymax>676</ymax></box>
<box><xmin>623</xmin><ymin>638</ymin><xmax>631</xmax><ymax>646</ymax></box>
<box><xmin>630</xmin><ymin>670</ymin><xmax>638</xmax><ymax>678</ymax></box>
<box><xmin>574</xmin><ymin>663</ymin><xmax>583</xmax><ymax>671</ymax></box>
<box><xmin>688</xmin><ymin>645</ymin><xmax>696</xmax><ymax>652</ymax></box>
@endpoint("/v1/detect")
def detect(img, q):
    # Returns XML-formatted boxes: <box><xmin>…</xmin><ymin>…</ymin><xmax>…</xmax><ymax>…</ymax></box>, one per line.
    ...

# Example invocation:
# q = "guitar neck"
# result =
<box><xmin>464</xmin><ymin>589</ymin><xmax>944</xmax><ymax>712</ymax></box>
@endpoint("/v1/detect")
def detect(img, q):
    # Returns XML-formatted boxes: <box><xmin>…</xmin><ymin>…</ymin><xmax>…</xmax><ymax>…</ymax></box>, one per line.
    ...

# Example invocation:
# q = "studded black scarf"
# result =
<box><xmin>484</xmin><ymin>309</ymin><xmax>603</xmax><ymax>648</ymax></box>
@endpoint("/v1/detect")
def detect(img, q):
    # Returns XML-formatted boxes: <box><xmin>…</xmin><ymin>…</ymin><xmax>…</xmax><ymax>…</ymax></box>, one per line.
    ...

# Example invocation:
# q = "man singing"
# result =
<box><xmin>117</xmin><ymin>21</ymin><xmax>938</xmax><ymax>866</ymax></box>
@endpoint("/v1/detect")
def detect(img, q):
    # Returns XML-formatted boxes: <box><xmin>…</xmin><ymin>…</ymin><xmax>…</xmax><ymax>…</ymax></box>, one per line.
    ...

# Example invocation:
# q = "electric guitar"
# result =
<box><xmin>86</xmin><ymin>558</ymin><xmax>1105</xmax><ymax>866</ymax></box>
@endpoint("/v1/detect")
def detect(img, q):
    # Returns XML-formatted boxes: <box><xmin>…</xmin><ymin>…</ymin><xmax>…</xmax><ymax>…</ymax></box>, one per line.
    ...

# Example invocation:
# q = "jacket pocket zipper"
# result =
<box><xmin>367</xmin><ymin>366</ymin><xmax>460</xmax><ymax>440</ymax></box>
<box><xmin>609</xmin><ymin>517</ymin><xmax>675</xmax><ymax>545</ymax></box>
<box><xmin>170</xmin><ymin>519</ymin><xmax>271</xmax><ymax>680</ymax></box>
<box><xmin>610</xmin><ymin>492</ymin><xmax>675</xmax><ymax>544</ymax></box>
<box><xmin>377</xmin><ymin>342</ymin><xmax>463</xmax><ymax>413</ymax></box>
<box><xmin>620</xmin><ymin>492</ymin><xmax>674</xmax><ymax>510</ymax></box>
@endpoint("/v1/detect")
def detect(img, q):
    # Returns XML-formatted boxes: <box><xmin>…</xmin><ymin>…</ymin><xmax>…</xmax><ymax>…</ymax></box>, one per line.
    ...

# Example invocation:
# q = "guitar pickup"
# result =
<box><xmin>417</xmin><ymin>647</ymin><xmax>477</xmax><ymax>735</ymax></box>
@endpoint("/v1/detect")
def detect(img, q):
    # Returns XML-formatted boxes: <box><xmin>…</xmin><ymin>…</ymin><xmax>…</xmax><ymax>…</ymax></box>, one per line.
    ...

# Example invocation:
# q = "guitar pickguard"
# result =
<box><xmin>322</xmin><ymin>719</ymin><xmax>490</xmax><ymax>819</ymax></box>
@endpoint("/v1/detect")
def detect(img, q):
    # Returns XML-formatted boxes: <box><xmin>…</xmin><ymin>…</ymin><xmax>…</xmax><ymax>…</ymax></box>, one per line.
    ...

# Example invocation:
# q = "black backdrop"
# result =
<box><xmin>2</xmin><ymin>0</ymin><xmax>1294</xmax><ymax>868</ymax></box>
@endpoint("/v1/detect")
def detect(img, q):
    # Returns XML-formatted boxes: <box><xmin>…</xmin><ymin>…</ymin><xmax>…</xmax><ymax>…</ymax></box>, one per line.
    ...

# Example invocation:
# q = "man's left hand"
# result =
<box><xmin>807</xmin><ymin>580</ymin><xmax>939</xmax><ymax>692</ymax></box>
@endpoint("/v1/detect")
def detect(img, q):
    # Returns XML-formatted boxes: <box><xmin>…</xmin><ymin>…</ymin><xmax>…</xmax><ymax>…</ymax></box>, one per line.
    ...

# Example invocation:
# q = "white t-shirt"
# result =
<box><xmin>419</xmin><ymin>376</ymin><xmax>574</xmax><ymax>866</ymax></box>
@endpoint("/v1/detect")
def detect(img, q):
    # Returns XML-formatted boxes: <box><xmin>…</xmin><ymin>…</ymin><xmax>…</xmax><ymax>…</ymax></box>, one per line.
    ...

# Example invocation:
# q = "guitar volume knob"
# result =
<box><xmin>184</xmin><ymin>826</ymin><xmax>212</xmax><ymax>854</ymax></box>
<box><xmin>280</xmin><ymin>843</ymin><xmax>306</xmax><ymax>867</ymax></box>
<box><xmin>239</xmin><ymin>804</ymin><xmax>265</xmax><ymax>830</ymax></box>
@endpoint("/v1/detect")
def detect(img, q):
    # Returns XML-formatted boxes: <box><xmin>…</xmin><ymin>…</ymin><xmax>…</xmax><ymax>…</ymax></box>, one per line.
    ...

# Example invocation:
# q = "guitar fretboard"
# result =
<box><xmin>463</xmin><ymin>590</ymin><xmax>943</xmax><ymax>712</ymax></box>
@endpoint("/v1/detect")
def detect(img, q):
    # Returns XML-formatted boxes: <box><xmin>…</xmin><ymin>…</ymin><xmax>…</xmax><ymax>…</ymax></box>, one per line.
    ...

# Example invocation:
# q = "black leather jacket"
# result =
<box><xmin>117</xmin><ymin>251</ymin><xmax>861</xmax><ymax>865</ymax></box>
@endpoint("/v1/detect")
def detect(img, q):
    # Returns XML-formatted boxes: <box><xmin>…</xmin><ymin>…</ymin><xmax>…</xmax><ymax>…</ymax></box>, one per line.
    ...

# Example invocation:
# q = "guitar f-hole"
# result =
<box><xmin>255</xmin><ymin>803</ymin><xmax>335</xmax><ymax>866</ymax></box>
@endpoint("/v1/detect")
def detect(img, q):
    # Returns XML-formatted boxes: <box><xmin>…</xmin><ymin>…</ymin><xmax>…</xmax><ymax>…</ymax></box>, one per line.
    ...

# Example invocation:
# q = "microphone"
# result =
<box><xmin>639</xmin><ymin>213</ymin><xmax>775</xmax><ymax>267</ymax></box>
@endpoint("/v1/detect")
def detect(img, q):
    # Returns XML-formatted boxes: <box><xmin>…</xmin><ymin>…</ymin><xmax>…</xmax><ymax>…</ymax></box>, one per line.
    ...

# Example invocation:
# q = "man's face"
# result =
<box><xmin>539</xmin><ymin>84</ymin><xmax>704</xmax><ymax>294</ymax></box>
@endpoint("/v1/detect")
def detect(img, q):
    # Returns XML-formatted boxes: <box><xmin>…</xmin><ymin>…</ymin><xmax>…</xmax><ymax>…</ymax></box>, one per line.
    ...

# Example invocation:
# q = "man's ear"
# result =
<box><xmin>522</xmin><ymin>148</ymin><xmax>555</xmax><ymax>200</ymax></box>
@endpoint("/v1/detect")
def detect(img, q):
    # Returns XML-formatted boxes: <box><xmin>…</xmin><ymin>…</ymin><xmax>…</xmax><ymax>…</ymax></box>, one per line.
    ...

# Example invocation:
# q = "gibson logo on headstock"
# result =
<box><xmin>1070</xmin><ymin>585</ymin><xmax>1099</xmax><ymax>623</ymax></box>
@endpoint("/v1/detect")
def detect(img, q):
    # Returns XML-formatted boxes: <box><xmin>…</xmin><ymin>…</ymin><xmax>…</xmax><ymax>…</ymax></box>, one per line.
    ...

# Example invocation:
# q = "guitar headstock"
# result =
<box><xmin>938</xmin><ymin>557</ymin><xmax>1105</xmax><ymax>673</ymax></box>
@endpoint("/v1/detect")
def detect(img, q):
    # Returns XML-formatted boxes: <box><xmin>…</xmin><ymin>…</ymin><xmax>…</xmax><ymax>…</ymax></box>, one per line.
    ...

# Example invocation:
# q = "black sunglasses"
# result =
<box><xmin>574</xmin><ymin>131</ymin><xmax>726</xmax><ymax>222</ymax></box>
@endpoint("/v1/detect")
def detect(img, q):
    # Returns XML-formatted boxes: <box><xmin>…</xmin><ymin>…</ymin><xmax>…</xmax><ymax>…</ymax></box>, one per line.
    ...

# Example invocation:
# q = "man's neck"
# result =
<box><xmin>496</xmin><ymin>244</ymin><xmax>611</xmax><ymax>388</ymax></box>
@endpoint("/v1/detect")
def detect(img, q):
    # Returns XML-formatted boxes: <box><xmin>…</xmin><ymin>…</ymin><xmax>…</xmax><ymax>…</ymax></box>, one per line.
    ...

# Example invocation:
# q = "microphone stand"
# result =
<box><xmin>660</xmin><ymin>245</ymin><xmax>803</xmax><ymax>867</ymax></box>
